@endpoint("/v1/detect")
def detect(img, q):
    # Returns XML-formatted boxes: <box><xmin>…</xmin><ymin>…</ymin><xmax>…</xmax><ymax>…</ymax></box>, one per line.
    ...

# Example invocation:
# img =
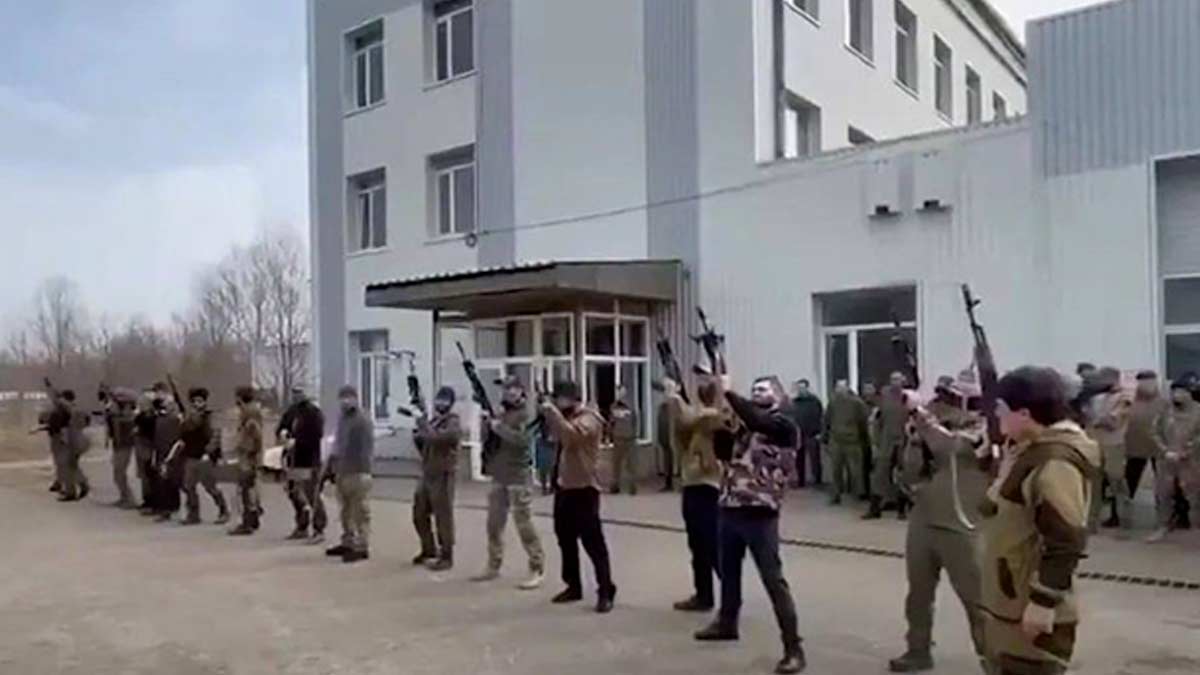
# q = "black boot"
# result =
<box><xmin>595</xmin><ymin>586</ymin><xmax>616</xmax><ymax>614</ymax></box>
<box><xmin>694</xmin><ymin>620</ymin><xmax>739</xmax><ymax>642</ymax></box>
<box><xmin>552</xmin><ymin>587</ymin><xmax>583</xmax><ymax>604</ymax></box>
<box><xmin>862</xmin><ymin>497</ymin><xmax>882</xmax><ymax>520</ymax></box>
<box><xmin>673</xmin><ymin>595</ymin><xmax>714</xmax><ymax>612</ymax></box>
<box><xmin>775</xmin><ymin>646</ymin><xmax>807</xmax><ymax>674</ymax></box>
<box><xmin>888</xmin><ymin>650</ymin><xmax>934</xmax><ymax>672</ymax></box>
<box><xmin>412</xmin><ymin>551</ymin><xmax>436</xmax><ymax>566</ymax></box>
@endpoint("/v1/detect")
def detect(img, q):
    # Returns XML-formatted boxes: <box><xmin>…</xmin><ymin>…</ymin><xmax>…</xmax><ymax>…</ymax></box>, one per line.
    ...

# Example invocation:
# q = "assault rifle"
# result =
<box><xmin>165</xmin><ymin>374</ymin><xmax>186</xmax><ymax>414</ymax></box>
<box><xmin>456</xmin><ymin>341</ymin><xmax>499</xmax><ymax>474</ymax></box>
<box><xmin>652</xmin><ymin>330</ymin><xmax>690</xmax><ymax>403</ymax></box>
<box><xmin>889</xmin><ymin>312</ymin><xmax>920</xmax><ymax>390</ymax></box>
<box><xmin>391</xmin><ymin>350</ymin><xmax>426</xmax><ymax>418</ymax></box>
<box><xmin>962</xmin><ymin>284</ymin><xmax>1003</xmax><ymax>457</ymax></box>
<box><xmin>692</xmin><ymin>308</ymin><xmax>726</xmax><ymax>376</ymax></box>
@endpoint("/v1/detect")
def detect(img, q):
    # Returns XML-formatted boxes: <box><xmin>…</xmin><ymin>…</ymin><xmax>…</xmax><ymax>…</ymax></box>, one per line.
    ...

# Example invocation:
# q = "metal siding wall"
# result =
<box><xmin>1032</xmin><ymin>0</ymin><xmax>1200</xmax><ymax>177</ymax></box>
<box><xmin>645</xmin><ymin>0</ymin><xmax>701</xmax><ymax>376</ymax></box>
<box><xmin>1158</xmin><ymin>156</ymin><xmax>1200</xmax><ymax>276</ymax></box>
<box><xmin>476</xmin><ymin>0</ymin><xmax>516</xmax><ymax>268</ymax></box>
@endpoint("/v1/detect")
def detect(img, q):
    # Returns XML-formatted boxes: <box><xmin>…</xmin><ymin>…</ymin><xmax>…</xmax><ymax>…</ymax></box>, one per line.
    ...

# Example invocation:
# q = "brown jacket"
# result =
<box><xmin>667</xmin><ymin>395</ymin><xmax>730</xmax><ymax>488</ymax></box>
<box><xmin>415</xmin><ymin>411</ymin><xmax>462</xmax><ymax>475</ymax></box>
<box><xmin>235</xmin><ymin>402</ymin><xmax>264</xmax><ymax>470</ymax></box>
<box><xmin>544</xmin><ymin>404</ymin><xmax>605</xmax><ymax>490</ymax></box>
<box><xmin>1125</xmin><ymin>393</ymin><xmax>1167</xmax><ymax>459</ymax></box>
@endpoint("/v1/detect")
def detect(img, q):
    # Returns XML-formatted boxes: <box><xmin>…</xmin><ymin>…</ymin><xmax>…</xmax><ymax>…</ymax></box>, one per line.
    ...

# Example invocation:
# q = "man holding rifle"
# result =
<box><xmin>412</xmin><ymin>386</ymin><xmax>462</xmax><ymax>571</ymax></box>
<box><xmin>176</xmin><ymin>387</ymin><xmax>229</xmax><ymax>525</ymax></box>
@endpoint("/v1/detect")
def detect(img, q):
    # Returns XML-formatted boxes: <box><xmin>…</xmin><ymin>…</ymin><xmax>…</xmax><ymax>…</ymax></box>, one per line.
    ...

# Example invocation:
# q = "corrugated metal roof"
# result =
<box><xmin>366</xmin><ymin>260</ymin><xmax>558</xmax><ymax>292</ymax></box>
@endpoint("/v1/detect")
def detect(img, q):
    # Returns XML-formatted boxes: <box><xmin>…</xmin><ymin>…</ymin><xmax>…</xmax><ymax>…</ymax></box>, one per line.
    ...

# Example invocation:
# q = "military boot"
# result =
<box><xmin>181</xmin><ymin>514</ymin><xmax>202</xmax><ymax>526</ymax></box>
<box><xmin>888</xmin><ymin>650</ymin><xmax>934</xmax><ymax>672</ymax></box>
<box><xmin>861</xmin><ymin>497</ymin><xmax>883</xmax><ymax>520</ymax></box>
<box><xmin>228</xmin><ymin>524</ymin><xmax>255</xmax><ymax>536</ymax></box>
<box><xmin>694</xmin><ymin>620</ymin><xmax>739</xmax><ymax>642</ymax></box>
<box><xmin>775</xmin><ymin>647</ymin><xmax>807</xmax><ymax>674</ymax></box>
<box><xmin>426</xmin><ymin>551</ymin><xmax>453</xmax><ymax>572</ymax></box>
<box><xmin>214</xmin><ymin>510</ymin><xmax>230</xmax><ymax>525</ymax></box>
<box><xmin>286</xmin><ymin>528</ymin><xmax>309</xmax><ymax>541</ymax></box>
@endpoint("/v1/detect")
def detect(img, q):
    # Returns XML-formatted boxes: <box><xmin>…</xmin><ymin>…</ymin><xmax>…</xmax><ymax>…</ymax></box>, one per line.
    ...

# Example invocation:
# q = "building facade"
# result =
<box><xmin>308</xmin><ymin>0</ymin><xmax>1200</xmax><ymax>472</ymax></box>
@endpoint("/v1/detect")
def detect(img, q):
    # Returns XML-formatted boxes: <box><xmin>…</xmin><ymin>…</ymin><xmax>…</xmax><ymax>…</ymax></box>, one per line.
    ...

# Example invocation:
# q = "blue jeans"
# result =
<box><xmin>718</xmin><ymin>507</ymin><xmax>802</xmax><ymax>653</ymax></box>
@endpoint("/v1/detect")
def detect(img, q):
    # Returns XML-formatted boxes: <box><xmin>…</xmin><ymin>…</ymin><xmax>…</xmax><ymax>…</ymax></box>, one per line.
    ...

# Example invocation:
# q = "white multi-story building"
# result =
<box><xmin>308</xmin><ymin>0</ymin><xmax>1200</xmax><ymax>474</ymax></box>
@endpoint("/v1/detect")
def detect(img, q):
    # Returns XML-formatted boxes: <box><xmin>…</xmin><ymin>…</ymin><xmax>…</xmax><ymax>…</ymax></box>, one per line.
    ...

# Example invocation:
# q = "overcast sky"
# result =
<box><xmin>0</xmin><ymin>0</ymin><xmax>1098</xmax><ymax>335</ymax></box>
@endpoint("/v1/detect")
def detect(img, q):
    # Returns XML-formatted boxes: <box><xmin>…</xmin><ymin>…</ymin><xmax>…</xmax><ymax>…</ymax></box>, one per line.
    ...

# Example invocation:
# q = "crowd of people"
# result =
<box><xmin>31</xmin><ymin>354</ymin><xmax>1200</xmax><ymax>675</ymax></box>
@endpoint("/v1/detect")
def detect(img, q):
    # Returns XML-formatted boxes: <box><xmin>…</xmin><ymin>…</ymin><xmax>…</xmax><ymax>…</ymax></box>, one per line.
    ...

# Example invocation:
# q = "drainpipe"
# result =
<box><xmin>773</xmin><ymin>0</ymin><xmax>786</xmax><ymax>160</ymax></box>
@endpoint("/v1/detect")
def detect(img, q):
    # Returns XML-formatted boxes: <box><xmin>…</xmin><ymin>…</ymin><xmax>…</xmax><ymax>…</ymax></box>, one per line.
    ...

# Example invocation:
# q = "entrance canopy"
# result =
<box><xmin>365</xmin><ymin>259</ymin><xmax>681</xmax><ymax>317</ymax></box>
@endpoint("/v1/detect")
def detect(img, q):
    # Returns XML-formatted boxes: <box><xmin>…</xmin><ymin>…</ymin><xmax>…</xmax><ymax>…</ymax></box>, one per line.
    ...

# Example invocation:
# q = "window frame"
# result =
<box><xmin>346</xmin><ymin>20</ymin><xmax>385</xmax><ymax>113</ymax></box>
<box><xmin>933</xmin><ymin>35</ymin><xmax>953</xmax><ymax>121</ymax></box>
<box><xmin>433</xmin><ymin>158</ymin><xmax>477</xmax><ymax>238</ymax></box>
<box><xmin>433</xmin><ymin>0</ymin><xmax>476</xmax><ymax>83</ymax></box>
<box><xmin>965</xmin><ymin>64</ymin><xmax>982</xmax><ymax>125</ymax></box>
<box><xmin>992</xmin><ymin>92</ymin><xmax>1008</xmax><ymax>120</ymax></box>
<box><xmin>845</xmin><ymin>0</ymin><xmax>875</xmax><ymax>63</ymax></box>
<box><xmin>582</xmin><ymin>311</ymin><xmax>651</xmax><ymax>444</ymax></box>
<box><xmin>347</xmin><ymin>170</ymin><xmax>387</xmax><ymax>253</ymax></box>
<box><xmin>781</xmin><ymin>92</ymin><xmax>822</xmax><ymax>160</ymax></box>
<box><xmin>351</xmin><ymin>330</ymin><xmax>391</xmax><ymax>424</ymax></box>
<box><xmin>893</xmin><ymin>1</ymin><xmax>918</xmax><ymax>94</ymax></box>
<box><xmin>787</xmin><ymin>0</ymin><xmax>820</xmax><ymax>22</ymax></box>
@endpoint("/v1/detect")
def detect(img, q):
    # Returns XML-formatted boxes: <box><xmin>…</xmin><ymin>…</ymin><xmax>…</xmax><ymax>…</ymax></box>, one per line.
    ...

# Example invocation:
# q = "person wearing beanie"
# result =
<box><xmin>412</xmin><ymin>385</ymin><xmax>462</xmax><ymax>571</ymax></box>
<box><xmin>325</xmin><ymin>385</ymin><xmax>374</xmax><ymax>562</ymax></box>
<box><xmin>541</xmin><ymin>379</ymin><xmax>617</xmax><ymax>614</ymax></box>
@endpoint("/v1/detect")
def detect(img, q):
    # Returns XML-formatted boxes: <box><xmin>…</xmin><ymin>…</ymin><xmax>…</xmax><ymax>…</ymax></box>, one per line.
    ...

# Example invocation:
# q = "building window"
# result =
<box><xmin>789</xmin><ymin>0</ymin><xmax>819</xmax><ymax>20</ymax></box>
<box><xmin>934</xmin><ymin>36</ymin><xmax>953</xmax><ymax>120</ymax></box>
<box><xmin>782</xmin><ymin>93</ymin><xmax>822</xmax><ymax>159</ymax></box>
<box><xmin>434</xmin><ymin>0</ymin><xmax>474</xmax><ymax>82</ymax></box>
<box><xmin>966</xmin><ymin>66</ymin><xmax>982</xmax><ymax>124</ymax></box>
<box><xmin>584</xmin><ymin>313</ymin><xmax>650</xmax><ymax>441</ymax></box>
<box><xmin>1165</xmin><ymin>277</ymin><xmax>1200</xmax><ymax>381</ymax></box>
<box><xmin>429</xmin><ymin>146</ymin><xmax>476</xmax><ymax>237</ymax></box>
<box><xmin>348</xmin><ymin>169</ymin><xmax>386</xmax><ymax>252</ymax></box>
<box><xmin>993</xmin><ymin>92</ymin><xmax>1008</xmax><ymax>120</ymax></box>
<box><xmin>846</xmin><ymin>0</ymin><xmax>874</xmax><ymax>61</ymax></box>
<box><xmin>351</xmin><ymin>330</ymin><xmax>391</xmax><ymax>422</ymax></box>
<box><xmin>894</xmin><ymin>1</ymin><xmax>917</xmax><ymax>92</ymax></box>
<box><xmin>347</xmin><ymin>20</ymin><xmax>384</xmax><ymax>111</ymax></box>
<box><xmin>848</xmin><ymin>126</ymin><xmax>875</xmax><ymax>146</ymax></box>
<box><xmin>818</xmin><ymin>286</ymin><xmax>917</xmax><ymax>397</ymax></box>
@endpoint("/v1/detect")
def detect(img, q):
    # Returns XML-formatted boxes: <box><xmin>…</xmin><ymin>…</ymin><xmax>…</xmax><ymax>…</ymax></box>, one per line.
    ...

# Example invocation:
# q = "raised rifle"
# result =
<box><xmin>889</xmin><ymin>312</ymin><xmax>920</xmax><ymax>390</ymax></box>
<box><xmin>962</xmin><ymin>284</ymin><xmax>1003</xmax><ymax>464</ymax></box>
<box><xmin>456</xmin><ymin>341</ymin><xmax>499</xmax><ymax>474</ymax></box>
<box><xmin>391</xmin><ymin>350</ymin><xmax>426</xmax><ymax>418</ymax></box>
<box><xmin>652</xmin><ymin>330</ymin><xmax>690</xmax><ymax>403</ymax></box>
<box><xmin>692</xmin><ymin>307</ymin><xmax>726</xmax><ymax>376</ymax></box>
<box><xmin>166</xmin><ymin>374</ymin><xmax>186</xmax><ymax>415</ymax></box>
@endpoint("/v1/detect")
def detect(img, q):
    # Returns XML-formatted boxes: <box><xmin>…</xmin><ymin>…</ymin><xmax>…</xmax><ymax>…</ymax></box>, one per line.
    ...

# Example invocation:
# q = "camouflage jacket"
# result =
<box><xmin>718</xmin><ymin>392</ymin><xmax>798</xmax><ymax>512</ymax></box>
<box><xmin>235</xmin><ymin>403</ymin><xmax>264</xmax><ymax>468</ymax></box>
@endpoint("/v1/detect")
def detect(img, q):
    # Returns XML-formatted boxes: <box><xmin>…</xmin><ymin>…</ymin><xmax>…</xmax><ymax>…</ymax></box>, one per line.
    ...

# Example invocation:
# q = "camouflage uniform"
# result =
<box><xmin>823</xmin><ymin>391</ymin><xmax>871</xmax><ymax>501</ymax></box>
<box><xmin>62</xmin><ymin>404</ymin><xmax>92</xmax><ymax>499</ymax></box>
<box><xmin>413</xmin><ymin>411</ymin><xmax>461</xmax><ymax>563</ymax></box>
<box><xmin>482</xmin><ymin>405</ymin><xmax>544</xmax><ymax>576</ymax></box>
<box><xmin>107</xmin><ymin>394</ymin><xmax>138</xmax><ymax>507</ymax></box>
<box><xmin>231</xmin><ymin>402</ymin><xmax>264</xmax><ymax>533</ymax></box>
<box><xmin>871</xmin><ymin>386</ymin><xmax>909</xmax><ymax>508</ymax></box>
<box><xmin>1153</xmin><ymin>400</ymin><xmax>1200</xmax><ymax>530</ymax></box>
<box><xmin>608</xmin><ymin>401</ymin><xmax>639</xmax><ymax>495</ymax></box>
<box><xmin>179</xmin><ymin>408</ymin><xmax>228</xmax><ymax>523</ymax></box>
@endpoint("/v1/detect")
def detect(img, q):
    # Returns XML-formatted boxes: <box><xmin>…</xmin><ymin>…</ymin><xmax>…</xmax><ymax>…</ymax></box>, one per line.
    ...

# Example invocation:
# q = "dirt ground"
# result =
<box><xmin>2</xmin><ymin>459</ymin><xmax>1199</xmax><ymax>675</ymax></box>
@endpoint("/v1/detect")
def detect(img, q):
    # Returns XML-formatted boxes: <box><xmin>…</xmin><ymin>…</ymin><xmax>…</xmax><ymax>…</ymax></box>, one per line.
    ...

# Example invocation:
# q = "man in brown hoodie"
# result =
<box><xmin>541</xmin><ymin>380</ymin><xmax>616</xmax><ymax>614</ymax></box>
<box><xmin>1124</xmin><ymin>371</ymin><xmax>1167</xmax><ymax>498</ymax></box>
<box><xmin>981</xmin><ymin>367</ymin><xmax>1101</xmax><ymax>675</ymax></box>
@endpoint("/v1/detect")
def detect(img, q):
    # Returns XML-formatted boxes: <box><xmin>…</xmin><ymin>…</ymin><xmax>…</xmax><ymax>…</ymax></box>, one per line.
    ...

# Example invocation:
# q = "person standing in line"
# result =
<box><xmin>541</xmin><ymin>380</ymin><xmax>617</xmax><ymax>614</ymax></box>
<box><xmin>41</xmin><ymin>388</ymin><xmax>71</xmax><ymax>500</ymax></box>
<box><xmin>228</xmin><ymin>386</ymin><xmax>264</xmax><ymax>536</ymax></box>
<box><xmin>151</xmin><ymin>384</ymin><xmax>183</xmax><ymax>522</ymax></box>
<box><xmin>471</xmin><ymin>376</ymin><xmax>546</xmax><ymax>589</ymax></box>
<box><xmin>278</xmin><ymin>388</ymin><xmax>327</xmax><ymax>543</ymax></box>
<box><xmin>177</xmin><ymin>387</ymin><xmax>229</xmax><ymax>525</ymax></box>
<box><xmin>608</xmin><ymin>387</ymin><xmax>640</xmax><ymax>495</ymax></box>
<box><xmin>1084</xmin><ymin>367</ymin><xmax>1132</xmax><ymax>530</ymax></box>
<box><xmin>865</xmin><ymin>372</ymin><xmax>910</xmax><ymax>520</ymax></box>
<box><xmin>888</xmin><ymin>374</ymin><xmax>990</xmax><ymax>672</ymax></box>
<box><xmin>980</xmin><ymin>366</ymin><xmax>1101</xmax><ymax>675</ymax></box>
<box><xmin>662</xmin><ymin>375</ymin><xmax>728</xmax><ymax>613</ymax></box>
<box><xmin>412</xmin><ymin>386</ymin><xmax>462</xmax><ymax>571</ymax></box>
<box><xmin>51</xmin><ymin>390</ymin><xmax>91</xmax><ymax>502</ymax></box>
<box><xmin>823</xmin><ymin>380</ymin><xmax>871</xmax><ymax>505</ymax></box>
<box><xmin>1124</xmin><ymin>371</ymin><xmax>1167</xmax><ymax>500</ymax></box>
<box><xmin>1146</xmin><ymin>377</ymin><xmax>1200</xmax><ymax>543</ymax></box>
<box><xmin>103</xmin><ymin>388</ymin><xmax>138</xmax><ymax>509</ymax></box>
<box><xmin>861</xmin><ymin>381</ymin><xmax>880</xmax><ymax>501</ymax></box>
<box><xmin>323</xmin><ymin>385</ymin><xmax>374</xmax><ymax>563</ymax></box>
<box><xmin>694</xmin><ymin>374</ymin><xmax>806</xmax><ymax>675</ymax></box>
<box><xmin>657</xmin><ymin>396</ymin><xmax>675</xmax><ymax>492</ymax></box>
<box><xmin>133</xmin><ymin>391</ymin><xmax>159</xmax><ymax>514</ymax></box>
<box><xmin>789</xmin><ymin>379</ymin><xmax>825</xmax><ymax>489</ymax></box>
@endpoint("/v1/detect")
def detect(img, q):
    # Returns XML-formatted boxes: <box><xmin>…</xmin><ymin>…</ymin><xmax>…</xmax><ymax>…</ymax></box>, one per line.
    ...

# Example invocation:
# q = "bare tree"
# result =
<box><xmin>4</xmin><ymin>328</ymin><xmax>32</xmax><ymax>366</ymax></box>
<box><xmin>31</xmin><ymin>276</ymin><xmax>87</xmax><ymax>372</ymax></box>
<box><xmin>259</xmin><ymin>228</ymin><xmax>311</xmax><ymax>399</ymax></box>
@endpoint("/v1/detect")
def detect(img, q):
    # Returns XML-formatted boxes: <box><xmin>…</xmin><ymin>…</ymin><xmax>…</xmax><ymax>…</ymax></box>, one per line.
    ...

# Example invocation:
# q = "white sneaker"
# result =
<box><xmin>1145</xmin><ymin>527</ymin><xmax>1169</xmax><ymax>543</ymax></box>
<box><xmin>518</xmin><ymin>569</ymin><xmax>545</xmax><ymax>591</ymax></box>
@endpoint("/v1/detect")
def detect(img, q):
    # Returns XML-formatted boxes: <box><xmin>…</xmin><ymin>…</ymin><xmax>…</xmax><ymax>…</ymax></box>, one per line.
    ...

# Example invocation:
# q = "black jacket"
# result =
<box><xmin>279</xmin><ymin>400</ymin><xmax>325</xmax><ymax>469</ymax></box>
<box><xmin>790</xmin><ymin>392</ymin><xmax>824</xmax><ymax>440</ymax></box>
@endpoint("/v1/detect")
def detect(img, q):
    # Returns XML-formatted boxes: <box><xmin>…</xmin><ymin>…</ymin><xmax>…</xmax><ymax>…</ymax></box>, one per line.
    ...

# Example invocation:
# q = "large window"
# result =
<box><xmin>894</xmin><ymin>1</ymin><xmax>917</xmax><ymax>92</ymax></box>
<box><xmin>966</xmin><ymin>66</ymin><xmax>982</xmax><ymax>124</ymax></box>
<box><xmin>351</xmin><ymin>330</ymin><xmax>390</xmax><ymax>422</ymax></box>
<box><xmin>818</xmin><ymin>286</ymin><xmax>917</xmax><ymax>397</ymax></box>
<box><xmin>782</xmin><ymin>93</ymin><xmax>821</xmax><ymax>159</ymax></box>
<box><xmin>846</xmin><ymin>0</ymin><xmax>874</xmax><ymax>61</ymax></box>
<box><xmin>429</xmin><ymin>146</ymin><xmax>476</xmax><ymax>237</ymax></box>
<box><xmin>434</xmin><ymin>0</ymin><xmax>474</xmax><ymax>82</ymax></box>
<box><xmin>1165</xmin><ymin>277</ymin><xmax>1200</xmax><ymax>381</ymax></box>
<box><xmin>934</xmin><ymin>36</ymin><xmax>953</xmax><ymax>119</ymax></box>
<box><xmin>347</xmin><ymin>20</ymin><xmax>384</xmax><ymax>111</ymax></box>
<box><xmin>348</xmin><ymin>169</ymin><xmax>386</xmax><ymax>252</ymax></box>
<box><xmin>584</xmin><ymin>313</ymin><xmax>650</xmax><ymax>441</ymax></box>
<box><xmin>993</xmin><ymin>92</ymin><xmax>1008</xmax><ymax>120</ymax></box>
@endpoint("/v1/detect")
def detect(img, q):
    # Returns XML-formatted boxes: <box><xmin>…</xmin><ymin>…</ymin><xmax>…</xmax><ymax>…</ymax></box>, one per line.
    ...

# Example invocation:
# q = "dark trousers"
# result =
<box><xmin>862</xmin><ymin>446</ymin><xmax>874</xmax><ymax>497</ymax></box>
<box><xmin>138</xmin><ymin>457</ymin><xmax>158</xmax><ymax>508</ymax></box>
<box><xmin>1126</xmin><ymin>457</ymin><xmax>1154</xmax><ymax>496</ymax></box>
<box><xmin>682</xmin><ymin>485</ymin><xmax>721</xmax><ymax>604</ymax></box>
<box><xmin>553</xmin><ymin>487</ymin><xmax>615</xmax><ymax>598</ymax></box>
<box><xmin>795</xmin><ymin>436</ymin><xmax>823</xmax><ymax>487</ymax></box>
<box><xmin>660</xmin><ymin>442</ymin><xmax>675</xmax><ymax>489</ymax></box>
<box><xmin>718</xmin><ymin>507</ymin><xmax>802</xmax><ymax>653</ymax></box>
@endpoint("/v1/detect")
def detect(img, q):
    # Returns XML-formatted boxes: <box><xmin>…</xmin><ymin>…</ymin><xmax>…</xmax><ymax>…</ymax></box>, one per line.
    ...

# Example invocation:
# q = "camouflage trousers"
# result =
<box><xmin>287</xmin><ymin>468</ymin><xmax>327</xmax><ymax>535</ymax></box>
<box><xmin>53</xmin><ymin>438</ymin><xmax>89</xmax><ymax>498</ymax></box>
<box><xmin>111</xmin><ymin>446</ymin><xmax>135</xmax><ymax>505</ymax></box>
<box><xmin>485</xmin><ymin>483</ymin><xmax>545</xmax><ymax>573</ymax></box>
<box><xmin>1155</xmin><ymin>457</ymin><xmax>1200</xmax><ymax>529</ymax></box>
<box><xmin>610</xmin><ymin>441</ymin><xmax>638</xmax><ymax>494</ymax></box>
<box><xmin>184</xmin><ymin>458</ymin><xmax>228</xmax><ymax>520</ymax></box>
<box><xmin>337</xmin><ymin>473</ymin><xmax>372</xmax><ymax>552</ymax></box>
<box><xmin>235</xmin><ymin>466</ymin><xmax>260</xmax><ymax>528</ymax></box>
